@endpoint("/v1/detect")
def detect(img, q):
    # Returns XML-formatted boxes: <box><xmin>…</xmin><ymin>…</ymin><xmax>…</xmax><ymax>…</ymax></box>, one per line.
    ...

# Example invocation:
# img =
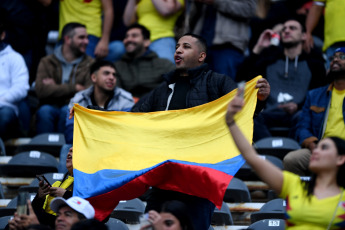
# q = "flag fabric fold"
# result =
<box><xmin>73</xmin><ymin>76</ymin><xmax>261</xmax><ymax>220</ymax></box>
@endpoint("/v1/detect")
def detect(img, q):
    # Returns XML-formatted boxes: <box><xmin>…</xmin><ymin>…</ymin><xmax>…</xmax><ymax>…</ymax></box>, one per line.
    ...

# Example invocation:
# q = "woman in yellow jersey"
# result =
<box><xmin>123</xmin><ymin>0</ymin><xmax>185</xmax><ymax>63</ymax></box>
<box><xmin>31</xmin><ymin>147</ymin><xmax>74</xmax><ymax>228</ymax></box>
<box><xmin>226</xmin><ymin>89</ymin><xmax>345</xmax><ymax>230</ymax></box>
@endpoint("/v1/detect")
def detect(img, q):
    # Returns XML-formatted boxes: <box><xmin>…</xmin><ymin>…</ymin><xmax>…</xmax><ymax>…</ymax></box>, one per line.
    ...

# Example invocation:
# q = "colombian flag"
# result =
<box><xmin>73</xmin><ymin>76</ymin><xmax>260</xmax><ymax>220</ymax></box>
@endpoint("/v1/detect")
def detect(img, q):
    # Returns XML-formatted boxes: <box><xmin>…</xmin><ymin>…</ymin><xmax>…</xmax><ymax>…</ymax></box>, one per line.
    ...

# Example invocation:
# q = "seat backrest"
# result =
<box><xmin>0</xmin><ymin>151</ymin><xmax>58</xmax><ymax>177</ymax></box>
<box><xmin>7</xmin><ymin>193</ymin><xmax>37</xmax><ymax>209</ymax></box>
<box><xmin>29</xmin><ymin>172</ymin><xmax>65</xmax><ymax>187</ymax></box>
<box><xmin>0</xmin><ymin>138</ymin><xmax>5</xmax><ymax>156</ymax></box>
<box><xmin>255</xmin><ymin>137</ymin><xmax>300</xmax><ymax>160</ymax></box>
<box><xmin>112</xmin><ymin>198</ymin><xmax>145</xmax><ymax>224</ymax></box>
<box><xmin>16</xmin><ymin>133</ymin><xmax>66</xmax><ymax>157</ymax></box>
<box><xmin>260</xmin><ymin>198</ymin><xmax>286</xmax><ymax>212</ymax></box>
<box><xmin>212</xmin><ymin>201</ymin><xmax>233</xmax><ymax>226</ymax></box>
<box><xmin>250</xmin><ymin>199</ymin><xmax>286</xmax><ymax>223</ymax></box>
<box><xmin>248</xmin><ymin>219</ymin><xmax>285</xmax><ymax>230</ymax></box>
<box><xmin>105</xmin><ymin>218</ymin><xmax>129</xmax><ymax>230</ymax></box>
<box><xmin>224</xmin><ymin>177</ymin><xmax>251</xmax><ymax>202</ymax></box>
<box><xmin>0</xmin><ymin>216</ymin><xmax>13</xmax><ymax>230</ymax></box>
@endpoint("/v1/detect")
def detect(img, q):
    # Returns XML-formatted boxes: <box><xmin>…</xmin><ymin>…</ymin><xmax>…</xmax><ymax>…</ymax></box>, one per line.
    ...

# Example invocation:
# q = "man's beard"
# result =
<box><xmin>327</xmin><ymin>68</ymin><xmax>345</xmax><ymax>83</ymax></box>
<box><xmin>282</xmin><ymin>41</ymin><xmax>301</xmax><ymax>49</ymax></box>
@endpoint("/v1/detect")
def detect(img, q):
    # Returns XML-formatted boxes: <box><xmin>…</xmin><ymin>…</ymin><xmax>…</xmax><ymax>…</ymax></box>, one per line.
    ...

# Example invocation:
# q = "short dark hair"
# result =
<box><xmin>180</xmin><ymin>33</ymin><xmax>207</xmax><ymax>55</ymax></box>
<box><xmin>284</xmin><ymin>18</ymin><xmax>306</xmax><ymax>32</ymax></box>
<box><xmin>61</xmin><ymin>22</ymin><xmax>86</xmax><ymax>41</ymax></box>
<box><xmin>127</xmin><ymin>23</ymin><xmax>150</xmax><ymax>40</ymax></box>
<box><xmin>90</xmin><ymin>60</ymin><xmax>116</xmax><ymax>75</ymax></box>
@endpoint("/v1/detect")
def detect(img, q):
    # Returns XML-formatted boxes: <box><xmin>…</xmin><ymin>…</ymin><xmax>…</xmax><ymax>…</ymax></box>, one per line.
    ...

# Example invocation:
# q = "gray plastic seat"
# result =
<box><xmin>236</xmin><ymin>155</ymin><xmax>283</xmax><ymax>181</ymax></box>
<box><xmin>16</xmin><ymin>133</ymin><xmax>65</xmax><ymax>157</ymax></box>
<box><xmin>0</xmin><ymin>151</ymin><xmax>58</xmax><ymax>177</ymax></box>
<box><xmin>248</xmin><ymin>219</ymin><xmax>285</xmax><ymax>230</ymax></box>
<box><xmin>0</xmin><ymin>216</ymin><xmax>13</xmax><ymax>230</ymax></box>
<box><xmin>105</xmin><ymin>218</ymin><xmax>129</xmax><ymax>230</ymax></box>
<box><xmin>250</xmin><ymin>198</ymin><xmax>286</xmax><ymax>224</ymax></box>
<box><xmin>19</xmin><ymin>172</ymin><xmax>66</xmax><ymax>193</ymax></box>
<box><xmin>111</xmin><ymin>198</ymin><xmax>145</xmax><ymax>224</ymax></box>
<box><xmin>0</xmin><ymin>138</ymin><xmax>5</xmax><ymax>156</ymax></box>
<box><xmin>224</xmin><ymin>177</ymin><xmax>251</xmax><ymax>202</ymax></box>
<box><xmin>255</xmin><ymin>137</ymin><xmax>300</xmax><ymax>160</ymax></box>
<box><xmin>7</xmin><ymin>193</ymin><xmax>37</xmax><ymax>209</ymax></box>
<box><xmin>211</xmin><ymin>202</ymin><xmax>233</xmax><ymax>226</ymax></box>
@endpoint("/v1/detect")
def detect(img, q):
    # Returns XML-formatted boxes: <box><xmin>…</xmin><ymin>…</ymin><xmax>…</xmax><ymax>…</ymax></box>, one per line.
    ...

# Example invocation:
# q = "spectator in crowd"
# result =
<box><xmin>50</xmin><ymin>196</ymin><xmax>95</xmax><ymax>230</ymax></box>
<box><xmin>226</xmin><ymin>90</ymin><xmax>345</xmax><ymax>229</ymax></box>
<box><xmin>51</xmin><ymin>197</ymin><xmax>95</xmax><ymax>230</ymax></box>
<box><xmin>8</xmin><ymin>201</ymin><xmax>41</xmax><ymax>230</ymax></box>
<box><xmin>32</xmin><ymin>147</ymin><xmax>74</xmax><ymax>228</ymax></box>
<box><xmin>0</xmin><ymin>0</ymin><xmax>53</xmax><ymax>84</ymax></box>
<box><xmin>123</xmin><ymin>0</ymin><xmax>184</xmax><ymax>63</ymax></box>
<box><xmin>187</xmin><ymin>0</ymin><xmax>256</xmax><ymax>79</ymax></box>
<box><xmin>115</xmin><ymin>24</ymin><xmax>175</xmax><ymax>99</ymax></box>
<box><xmin>305</xmin><ymin>0</ymin><xmax>345</xmax><ymax>68</ymax></box>
<box><xmin>0</xmin><ymin>14</ymin><xmax>30</xmax><ymax>140</ymax></box>
<box><xmin>140</xmin><ymin>200</ymin><xmax>194</xmax><ymax>230</ymax></box>
<box><xmin>35</xmin><ymin>22</ymin><xmax>93</xmax><ymax>135</ymax></box>
<box><xmin>131</xmin><ymin>33</ymin><xmax>270</xmax><ymax>229</ymax></box>
<box><xmin>237</xmin><ymin>19</ymin><xmax>326</xmax><ymax>141</ymax></box>
<box><xmin>65</xmin><ymin>60</ymin><xmax>134</xmax><ymax>144</ymax></box>
<box><xmin>56</xmin><ymin>0</ymin><xmax>113</xmax><ymax>59</ymax></box>
<box><xmin>284</xmin><ymin>47</ymin><xmax>345</xmax><ymax>176</ymax></box>
<box><xmin>104</xmin><ymin>0</ymin><xmax>128</xmax><ymax>63</ymax></box>
<box><xmin>9</xmin><ymin>196</ymin><xmax>94</xmax><ymax>230</ymax></box>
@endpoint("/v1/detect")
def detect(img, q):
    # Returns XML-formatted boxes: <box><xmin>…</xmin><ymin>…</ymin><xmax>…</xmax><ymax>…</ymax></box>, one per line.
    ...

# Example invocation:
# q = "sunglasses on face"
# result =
<box><xmin>329</xmin><ymin>54</ymin><xmax>345</xmax><ymax>62</ymax></box>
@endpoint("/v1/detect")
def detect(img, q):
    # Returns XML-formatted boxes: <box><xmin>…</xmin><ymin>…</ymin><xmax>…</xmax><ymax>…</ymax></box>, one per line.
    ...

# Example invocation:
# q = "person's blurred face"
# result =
<box><xmin>281</xmin><ymin>20</ymin><xmax>305</xmax><ymax>45</ymax></box>
<box><xmin>123</xmin><ymin>28</ymin><xmax>149</xmax><ymax>57</ymax></box>
<box><xmin>55</xmin><ymin>206</ymin><xmax>81</xmax><ymax>230</ymax></box>
<box><xmin>91</xmin><ymin>66</ymin><xmax>117</xmax><ymax>93</ymax></box>
<box><xmin>68</xmin><ymin>27</ymin><xmax>89</xmax><ymax>56</ymax></box>
<box><xmin>329</xmin><ymin>52</ymin><xmax>345</xmax><ymax>73</ymax></box>
<box><xmin>309</xmin><ymin>138</ymin><xmax>345</xmax><ymax>173</ymax></box>
<box><xmin>66</xmin><ymin>147</ymin><xmax>73</xmax><ymax>173</ymax></box>
<box><xmin>174</xmin><ymin>36</ymin><xmax>206</xmax><ymax>73</ymax></box>
<box><xmin>160</xmin><ymin>213</ymin><xmax>182</xmax><ymax>230</ymax></box>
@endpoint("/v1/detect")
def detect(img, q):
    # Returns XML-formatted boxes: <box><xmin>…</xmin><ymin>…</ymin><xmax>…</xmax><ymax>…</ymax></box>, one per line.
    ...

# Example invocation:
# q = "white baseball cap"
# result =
<box><xmin>50</xmin><ymin>196</ymin><xmax>95</xmax><ymax>219</ymax></box>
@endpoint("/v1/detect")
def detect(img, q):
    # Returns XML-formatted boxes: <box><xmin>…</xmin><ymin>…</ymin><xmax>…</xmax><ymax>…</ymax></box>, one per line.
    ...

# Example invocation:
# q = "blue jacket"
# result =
<box><xmin>296</xmin><ymin>84</ymin><xmax>345</xmax><ymax>147</ymax></box>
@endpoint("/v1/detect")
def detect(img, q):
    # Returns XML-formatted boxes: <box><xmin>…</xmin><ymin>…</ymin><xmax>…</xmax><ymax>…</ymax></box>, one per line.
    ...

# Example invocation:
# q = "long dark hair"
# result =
<box><xmin>161</xmin><ymin>200</ymin><xmax>195</xmax><ymax>230</ymax></box>
<box><xmin>305</xmin><ymin>136</ymin><xmax>345</xmax><ymax>197</ymax></box>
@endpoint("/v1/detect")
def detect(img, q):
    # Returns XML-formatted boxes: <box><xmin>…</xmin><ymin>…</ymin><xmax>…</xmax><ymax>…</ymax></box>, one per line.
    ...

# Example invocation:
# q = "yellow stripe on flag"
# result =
<box><xmin>73</xmin><ymin>76</ymin><xmax>261</xmax><ymax>174</ymax></box>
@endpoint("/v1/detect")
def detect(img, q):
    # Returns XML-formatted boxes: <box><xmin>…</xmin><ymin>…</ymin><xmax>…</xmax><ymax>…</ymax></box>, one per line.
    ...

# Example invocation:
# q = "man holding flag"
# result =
<box><xmin>131</xmin><ymin>33</ymin><xmax>270</xmax><ymax>229</ymax></box>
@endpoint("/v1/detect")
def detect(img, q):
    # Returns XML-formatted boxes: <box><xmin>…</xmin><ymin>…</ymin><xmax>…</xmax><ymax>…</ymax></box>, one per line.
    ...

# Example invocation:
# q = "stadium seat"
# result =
<box><xmin>224</xmin><ymin>177</ymin><xmax>251</xmax><ymax>202</ymax></box>
<box><xmin>255</xmin><ymin>137</ymin><xmax>300</xmax><ymax>160</ymax></box>
<box><xmin>0</xmin><ymin>151</ymin><xmax>58</xmax><ymax>177</ymax></box>
<box><xmin>236</xmin><ymin>155</ymin><xmax>283</xmax><ymax>181</ymax></box>
<box><xmin>7</xmin><ymin>193</ymin><xmax>37</xmax><ymax>209</ymax></box>
<box><xmin>19</xmin><ymin>172</ymin><xmax>65</xmax><ymax>193</ymax></box>
<box><xmin>248</xmin><ymin>219</ymin><xmax>285</xmax><ymax>230</ymax></box>
<box><xmin>0</xmin><ymin>138</ymin><xmax>5</xmax><ymax>156</ymax></box>
<box><xmin>0</xmin><ymin>183</ymin><xmax>4</xmax><ymax>199</ymax></box>
<box><xmin>111</xmin><ymin>198</ymin><xmax>145</xmax><ymax>224</ymax></box>
<box><xmin>250</xmin><ymin>198</ymin><xmax>286</xmax><ymax>223</ymax></box>
<box><xmin>211</xmin><ymin>201</ymin><xmax>233</xmax><ymax>226</ymax></box>
<box><xmin>105</xmin><ymin>218</ymin><xmax>129</xmax><ymax>230</ymax></box>
<box><xmin>16</xmin><ymin>133</ymin><xmax>66</xmax><ymax>157</ymax></box>
<box><xmin>0</xmin><ymin>216</ymin><xmax>12</xmax><ymax>229</ymax></box>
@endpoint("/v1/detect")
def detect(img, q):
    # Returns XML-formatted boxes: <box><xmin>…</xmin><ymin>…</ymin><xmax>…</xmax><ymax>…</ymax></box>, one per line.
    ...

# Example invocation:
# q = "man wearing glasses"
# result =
<box><xmin>284</xmin><ymin>47</ymin><xmax>345</xmax><ymax>176</ymax></box>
